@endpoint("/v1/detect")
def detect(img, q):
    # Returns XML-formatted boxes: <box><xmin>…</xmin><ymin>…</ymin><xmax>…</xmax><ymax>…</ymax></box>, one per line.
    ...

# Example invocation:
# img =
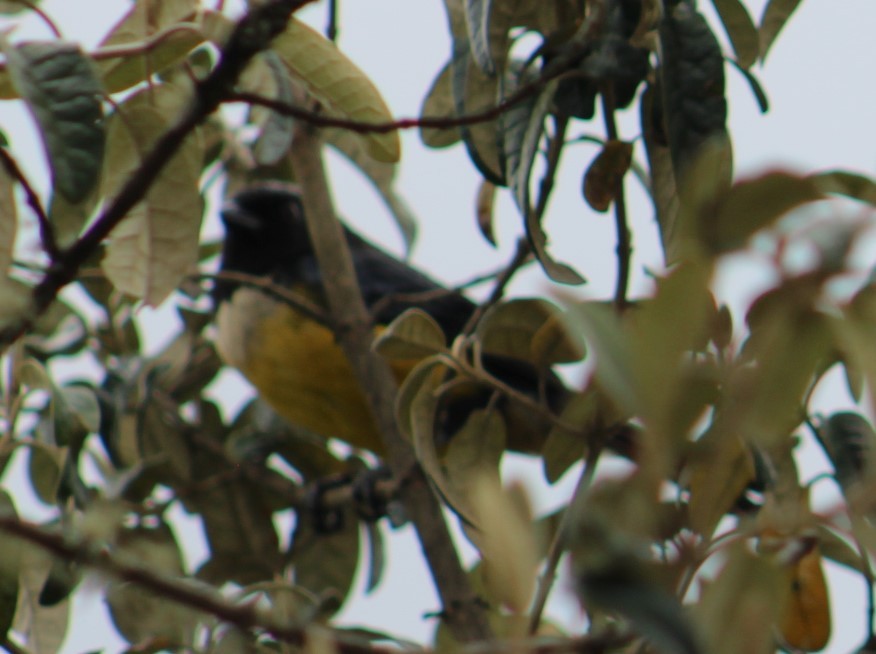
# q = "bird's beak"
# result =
<box><xmin>220</xmin><ymin>199</ymin><xmax>262</xmax><ymax>229</ymax></box>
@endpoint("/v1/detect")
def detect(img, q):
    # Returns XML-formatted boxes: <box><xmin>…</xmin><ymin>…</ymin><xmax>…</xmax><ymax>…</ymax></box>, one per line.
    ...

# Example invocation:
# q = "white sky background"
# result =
<box><xmin>0</xmin><ymin>0</ymin><xmax>874</xmax><ymax>652</ymax></box>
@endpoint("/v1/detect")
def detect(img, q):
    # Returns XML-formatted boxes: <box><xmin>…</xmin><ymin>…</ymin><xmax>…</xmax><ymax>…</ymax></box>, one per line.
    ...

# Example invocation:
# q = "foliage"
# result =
<box><xmin>0</xmin><ymin>0</ymin><xmax>868</xmax><ymax>653</ymax></box>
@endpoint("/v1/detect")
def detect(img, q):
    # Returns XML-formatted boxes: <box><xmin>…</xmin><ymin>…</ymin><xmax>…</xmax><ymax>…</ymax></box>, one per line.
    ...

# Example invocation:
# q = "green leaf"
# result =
<box><xmin>659</xmin><ymin>3</ymin><xmax>728</xmax><ymax>183</ymax></box>
<box><xmin>27</xmin><ymin>443</ymin><xmax>63</xmax><ymax>505</ymax></box>
<box><xmin>0</xmin><ymin>153</ymin><xmax>15</xmax><ymax>274</ymax></box>
<box><xmin>811</xmin><ymin>170</ymin><xmax>876</xmax><ymax>207</ymax></box>
<box><xmin>270</xmin><ymin>18</ymin><xmax>400</xmax><ymax>163</ymax></box>
<box><xmin>363</xmin><ymin>522</ymin><xmax>385</xmax><ymax>593</ymax></box>
<box><xmin>504</xmin><ymin>77</ymin><xmax>583</xmax><ymax>283</ymax></box>
<box><xmin>15</xmin><ymin>543</ymin><xmax>70</xmax><ymax>654</ymax></box>
<box><xmin>98</xmin><ymin>23</ymin><xmax>205</xmax><ymax>94</ymax></box>
<box><xmin>292</xmin><ymin>508</ymin><xmax>361</xmax><ymax>611</ymax></box>
<box><xmin>702</xmin><ymin>171</ymin><xmax>823</xmax><ymax>254</ymax></box>
<box><xmin>0</xmin><ymin>490</ymin><xmax>20</xmax><ymax>640</ymax></box>
<box><xmin>477</xmin><ymin>298</ymin><xmax>583</xmax><ymax>366</ymax></box>
<box><xmin>710</xmin><ymin>0</ymin><xmax>759</xmax><ymax>68</ymax></box>
<box><xmin>373</xmin><ymin>308</ymin><xmax>448</xmax><ymax>360</ymax></box>
<box><xmin>464</xmin><ymin>0</ymin><xmax>496</xmax><ymax>75</ymax></box>
<box><xmin>101</xmin><ymin>92</ymin><xmax>204</xmax><ymax>306</ymax></box>
<box><xmin>419</xmin><ymin>62</ymin><xmax>462</xmax><ymax>148</ymax></box>
<box><xmin>727</xmin><ymin>59</ymin><xmax>769</xmax><ymax>113</ymax></box>
<box><xmin>818</xmin><ymin>412</ymin><xmax>876</xmax><ymax>492</ymax></box>
<box><xmin>323</xmin><ymin>126</ymin><xmax>417</xmax><ymax>253</ymax></box>
<box><xmin>252</xmin><ymin>52</ymin><xmax>295</xmax><ymax>166</ymax></box>
<box><xmin>759</xmin><ymin>0</ymin><xmax>803</xmax><ymax>61</ymax></box>
<box><xmin>2</xmin><ymin>40</ymin><xmax>105</xmax><ymax>203</ymax></box>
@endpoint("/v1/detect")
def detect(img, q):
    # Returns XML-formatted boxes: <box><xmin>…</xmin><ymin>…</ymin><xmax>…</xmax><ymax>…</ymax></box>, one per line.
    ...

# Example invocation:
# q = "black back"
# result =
<box><xmin>216</xmin><ymin>184</ymin><xmax>476</xmax><ymax>338</ymax></box>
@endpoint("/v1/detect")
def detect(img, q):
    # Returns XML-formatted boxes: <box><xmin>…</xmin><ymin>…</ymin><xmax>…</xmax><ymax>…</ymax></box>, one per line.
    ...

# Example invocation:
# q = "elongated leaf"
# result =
<box><xmin>710</xmin><ymin>0</ymin><xmax>759</xmax><ymax>68</ymax></box>
<box><xmin>323</xmin><ymin>126</ymin><xmax>417</xmax><ymax>252</ymax></box>
<box><xmin>271</xmin><ymin>19</ymin><xmax>400</xmax><ymax>163</ymax></box>
<box><xmin>374</xmin><ymin>308</ymin><xmax>448</xmax><ymax>359</ymax></box>
<box><xmin>99</xmin><ymin>24</ymin><xmax>205</xmax><ymax>94</ymax></box>
<box><xmin>252</xmin><ymin>51</ymin><xmax>295</xmax><ymax>166</ymax></box>
<box><xmin>0</xmin><ymin>490</ymin><xmax>20</xmax><ymax>641</ymax></box>
<box><xmin>659</xmin><ymin>2</ymin><xmax>728</xmax><ymax>183</ymax></box>
<box><xmin>811</xmin><ymin>170</ymin><xmax>876</xmax><ymax>206</ymax></box>
<box><xmin>465</xmin><ymin>0</ymin><xmax>496</xmax><ymax>75</ymax></box>
<box><xmin>0</xmin><ymin>151</ymin><xmax>16</xmax><ymax>274</ymax></box>
<box><xmin>3</xmin><ymin>40</ymin><xmax>105</xmax><ymax>203</ymax></box>
<box><xmin>759</xmin><ymin>0</ymin><xmax>803</xmax><ymax>61</ymax></box>
<box><xmin>419</xmin><ymin>62</ymin><xmax>462</xmax><ymax>148</ymax></box>
<box><xmin>702</xmin><ymin>171</ymin><xmax>823</xmax><ymax>253</ymax></box>
<box><xmin>101</xmin><ymin>91</ymin><xmax>203</xmax><ymax>306</ymax></box>
<box><xmin>504</xmin><ymin>77</ymin><xmax>583</xmax><ymax>283</ymax></box>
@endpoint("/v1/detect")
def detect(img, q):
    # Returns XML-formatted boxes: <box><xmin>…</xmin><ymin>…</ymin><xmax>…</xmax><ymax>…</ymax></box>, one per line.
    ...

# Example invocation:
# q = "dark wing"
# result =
<box><xmin>292</xmin><ymin>230</ymin><xmax>476</xmax><ymax>339</ymax></box>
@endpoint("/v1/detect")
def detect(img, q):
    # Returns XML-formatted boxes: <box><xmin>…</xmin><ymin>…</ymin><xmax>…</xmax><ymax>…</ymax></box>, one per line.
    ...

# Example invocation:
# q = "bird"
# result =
<box><xmin>212</xmin><ymin>182</ymin><xmax>569</xmax><ymax>456</ymax></box>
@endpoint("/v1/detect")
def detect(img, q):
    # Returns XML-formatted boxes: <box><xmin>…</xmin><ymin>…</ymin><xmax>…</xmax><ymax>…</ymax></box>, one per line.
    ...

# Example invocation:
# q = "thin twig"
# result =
<box><xmin>600</xmin><ymin>87</ymin><xmax>631</xmax><ymax>310</ymax></box>
<box><xmin>527</xmin><ymin>443</ymin><xmax>603</xmax><ymax>635</ymax></box>
<box><xmin>326</xmin><ymin>0</ymin><xmax>339</xmax><ymax>42</ymax></box>
<box><xmin>0</xmin><ymin>148</ymin><xmax>59</xmax><ymax>262</ymax></box>
<box><xmin>18</xmin><ymin>0</ymin><xmax>62</xmax><ymax>39</ymax></box>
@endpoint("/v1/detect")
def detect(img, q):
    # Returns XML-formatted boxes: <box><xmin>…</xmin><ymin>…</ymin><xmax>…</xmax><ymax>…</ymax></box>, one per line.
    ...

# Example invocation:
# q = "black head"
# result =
<box><xmin>214</xmin><ymin>183</ymin><xmax>313</xmax><ymax>302</ymax></box>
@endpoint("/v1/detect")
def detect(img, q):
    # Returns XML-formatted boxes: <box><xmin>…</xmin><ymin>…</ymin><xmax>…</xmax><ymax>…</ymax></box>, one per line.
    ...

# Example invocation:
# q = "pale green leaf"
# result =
<box><xmin>373</xmin><ymin>308</ymin><xmax>448</xmax><ymax>360</ymax></box>
<box><xmin>0</xmin><ymin>490</ymin><xmax>20</xmax><ymax>640</ymax></box>
<box><xmin>464</xmin><ymin>0</ymin><xmax>496</xmax><ymax>75</ymax></box>
<box><xmin>3</xmin><ymin>40</ymin><xmax>105</xmax><ymax>203</ymax></box>
<box><xmin>252</xmin><ymin>51</ymin><xmax>295</xmax><ymax>166</ymax></box>
<box><xmin>811</xmin><ymin>170</ymin><xmax>876</xmax><ymax>207</ymax></box>
<box><xmin>759</xmin><ymin>0</ymin><xmax>803</xmax><ymax>61</ymax></box>
<box><xmin>711</xmin><ymin>0</ymin><xmax>759</xmax><ymax>68</ymax></box>
<box><xmin>101</xmin><ymin>95</ymin><xmax>204</xmax><ymax>306</ymax></box>
<box><xmin>419</xmin><ymin>62</ymin><xmax>462</xmax><ymax>148</ymax></box>
<box><xmin>0</xmin><ymin>152</ymin><xmax>16</xmax><ymax>274</ymax></box>
<box><xmin>702</xmin><ymin>171</ymin><xmax>823</xmax><ymax>254</ymax></box>
<box><xmin>271</xmin><ymin>19</ymin><xmax>400</xmax><ymax>163</ymax></box>
<box><xmin>504</xmin><ymin>77</ymin><xmax>583</xmax><ymax>283</ymax></box>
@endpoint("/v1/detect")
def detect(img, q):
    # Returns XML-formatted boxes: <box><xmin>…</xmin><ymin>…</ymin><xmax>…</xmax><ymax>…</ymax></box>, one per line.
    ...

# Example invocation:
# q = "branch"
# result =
<box><xmin>0</xmin><ymin>148</ymin><xmax>58</xmax><ymax>262</ymax></box>
<box><xmin>600</xmin><ymin>88</ymin><xmax>631</xmax><ymax>310</ymax></box>
<box><xmin>225</xmin><ymin>38</ymin><xmax>592</xmax><ymax>137</ymax></box>
<box><xmin>0</xmin><ymin>0</ymin><xmax>318</xmax><ymax>346</ymax></box>
<box><xmin>288</xmin><ymin>124</ymin><xmax>495</xmax><ymax>643</ymax></box>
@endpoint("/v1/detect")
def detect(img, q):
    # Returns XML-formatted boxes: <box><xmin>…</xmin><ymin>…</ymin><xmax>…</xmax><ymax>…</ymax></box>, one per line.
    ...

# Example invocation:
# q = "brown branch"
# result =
<box><xmin>600</xmin><ymin>87</ymin><xmax>631</xmax><ymax>310</ymax></box>
<box><xmin>0</xmin><ymin>0</ymin><xmax>318</xmax><ymax>346</ymax></box>
<box><xmin>0</xmin><ymin>148</ymin><xmax>58</xmax><ymax>262</ymax></box>
<box><xmin>288</xmin><ymin>125</ymin><xmax>495</xmax><ymax>643</ymax></box>
<box><xmin>226</xmin><ymin>39</ymin><xmax>590</xmax><ymax>138</ymax></box>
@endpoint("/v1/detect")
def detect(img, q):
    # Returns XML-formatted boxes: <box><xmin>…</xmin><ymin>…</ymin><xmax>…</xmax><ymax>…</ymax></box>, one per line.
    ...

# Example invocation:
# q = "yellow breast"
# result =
<box><xmin>216</xmin><ymin>288</ymin><xmax>413</xmax><ymax>453</ymax></box>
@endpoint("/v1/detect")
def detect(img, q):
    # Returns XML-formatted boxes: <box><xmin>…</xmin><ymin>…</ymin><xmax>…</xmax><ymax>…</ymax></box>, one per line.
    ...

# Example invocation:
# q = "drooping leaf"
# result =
<box><xmin>373</xmin><ymin>308</ymin><xmax>448</xmax><ymax>360</ymax></box>
<box><xmin>98</xmin><ymin>24</ymin><xmax>205</xmax><ymax>93</ymax></box>
<box><xmin>270</xmin><ymin>18</ymin><xmax>400</xmax><ymax>163</ymax></box>
<box><xmin>464</xmin><ymin>0</ymin><xmax>496</xmax><ymax>75</ymax></box>
<box><xmin>779</xmin><ymin>544</ymin><xmax>831</xmax><ymax>651</ymax></box>
<box><xmin>0</xmin><ymin>150</ymin><xmax>16</xmax><ymax>274</ymax></box>
<box><xmin>710</xmin><ymin>0</ymin><xmax>759</xmax><ymax>68</ymax></box>
<box><xmin>811</xmin><ymin>170</ymin><xmax>876</xmax><ymax>207</ymax></box>
<box><xmin>252</xmin><ymin>51</ymin><xmax>295</xmax><ymax>166</ymax></box>
<box><xmin>658</xmin><ymin>2</ymin><xmax>728</xmax><ymax>184</ymax></box>
<box><xmin>818</xmin><ymin>412</ymin><xmax>876</xmax><ymax>492</ymax></box>
<box><xmin>2</xmin><ymin>39</ymin><xmax>105</xmax><ymax>203</ymax></box>
<box><xmin>759</xmin><ymin>0</ymin><xmax>804</xmax><ymax>61</ymax></box>
<box><xmin>701</xmin><ymin>171</ymin><xmax>823</xmax><ymax>254</ymax></box>
<box><xmin>694</xmin><ymin>545</ymin><xmax>786</xmax><ymax>654</ymax></box>
<box><xmin>420</xmin><ymin>62</ymin><xmax>463</xmax><ymax>148</ymax></box>
<box><xmin>0</xmin><ymin>490</ymin><xmax>20</xmax><ymax>640</ymax></box>
<box><xmin>503</xmin><ymin>76</ymin><xmax>583</xmax><ymax>283</ymax></box>
<box><xmin>101</xmin><ymin>93</ymin><xmax>204</xmax><ymax>306</ymax></box>
<box><xmin>477</xmin><ymin>298</ymin><xmax>582</xmax><ymax>366</ymax></box>
<box><xmin>292</xmin><ymin>507</ymin><xmax>361</xmax><ymax>611</ymax></box>
<box><xmin>323</xmin><ymin>126</ymin><xmax>417</xmax><ymax>253</ymax></box>
<box><xmin>727</xmin><ymin>58</ymin><xmax>770</xmax><ymax>113</ymax></box>
<box><xmin>582</xmin><ymin>140</ymin><xmax>634</xmax><ymax>213</ymax></box>
<box><xmin>475</xmin><ymin>179</ymin><xmax>498</xmax><ymax>245</ymax></box>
